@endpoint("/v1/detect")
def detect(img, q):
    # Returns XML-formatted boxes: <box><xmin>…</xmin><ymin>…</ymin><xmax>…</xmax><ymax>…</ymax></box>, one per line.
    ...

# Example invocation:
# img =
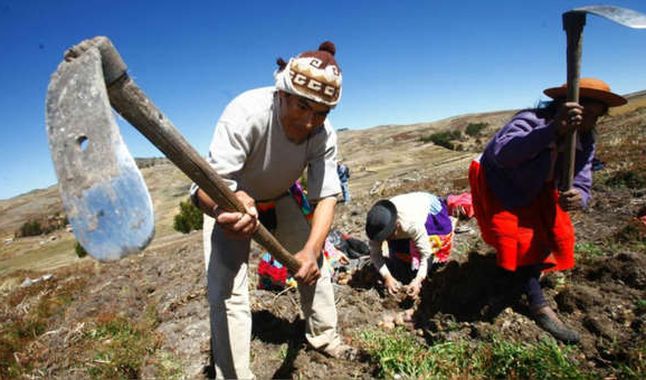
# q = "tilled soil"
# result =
<box><xmin>9</xmin><ymin>184</ymin><xmax>642</xmax><ymax>379</ymax></box>
<box><xmin>2</xmin><ymin>102</ymin><xmax>645</xmax><ymax>378</ymax></box>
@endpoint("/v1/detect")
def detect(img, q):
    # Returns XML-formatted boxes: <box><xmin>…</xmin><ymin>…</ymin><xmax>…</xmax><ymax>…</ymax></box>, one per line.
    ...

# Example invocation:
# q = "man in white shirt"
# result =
<box><xmin>192</xmin><ymin>41</ymin><xmax>350</xmax><ymax>379</ymax></box>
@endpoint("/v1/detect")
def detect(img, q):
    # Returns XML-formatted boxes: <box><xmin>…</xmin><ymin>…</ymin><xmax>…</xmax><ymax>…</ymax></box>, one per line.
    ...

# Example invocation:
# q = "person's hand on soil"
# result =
<box><xmin>384</xmin><ymin>275</ymin><xmax>402</xmax><ymax>296</ymax></box>
<box><xmin>293</xmin><ymin>248</ymin><xmax>320</xmax><ymax>286</ymax></box>
<box><xmin>214</xmin><ymin>190</ymin><xmax>259</xmax><ymax>239</ymax></box>
<box><xmin>405</xmin><ymin>280</ymin><xmax>421</xmax><ymax>299</ymax></box>
<box><xmin>558</xmin><ymin>188</ymin><xmax>584</xmax><ymax>211</ymax></box>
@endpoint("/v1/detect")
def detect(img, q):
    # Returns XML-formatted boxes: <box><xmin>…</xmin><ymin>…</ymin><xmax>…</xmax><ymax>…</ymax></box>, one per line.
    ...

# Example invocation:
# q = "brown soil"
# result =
<box><xmin>1</xmin><ymin>94</ymin><xmax>645</xmax><ymax>378</ymax></box>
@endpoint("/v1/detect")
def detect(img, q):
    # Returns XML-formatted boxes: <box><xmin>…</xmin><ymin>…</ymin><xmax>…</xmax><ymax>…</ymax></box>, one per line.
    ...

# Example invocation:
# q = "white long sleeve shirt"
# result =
<box><xmin>192</xmin><ymin>87</ymin><xmax>341</xmax><ymax>202</ymax></box>
<box><xmin>369</xmin><ymin>192</ymin><xmax>445</xmax><ymax>284</ymax></box>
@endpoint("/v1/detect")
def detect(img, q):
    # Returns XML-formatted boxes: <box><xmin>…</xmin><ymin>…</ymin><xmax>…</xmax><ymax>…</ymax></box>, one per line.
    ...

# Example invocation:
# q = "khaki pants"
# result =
<box><xmin>203</xmin><ymin>196</ymin><xmax>342</xmax><ymax>379</ymax></box>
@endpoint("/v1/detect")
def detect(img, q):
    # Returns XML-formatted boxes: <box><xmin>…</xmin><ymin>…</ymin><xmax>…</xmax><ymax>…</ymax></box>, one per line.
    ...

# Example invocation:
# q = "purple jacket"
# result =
<box><xmin>481</xmin><ymin>110</ymin><xmax>594</xmax><ymax>210</ymax></box>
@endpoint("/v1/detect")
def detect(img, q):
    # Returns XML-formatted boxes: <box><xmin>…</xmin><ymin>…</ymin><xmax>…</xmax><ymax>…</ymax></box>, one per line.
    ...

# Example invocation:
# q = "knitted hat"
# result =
<box><xmin>543</xmin><ymin>77</ymin><xmax>627</xmax><ymax>107</ymax></box>
<box><xmin>365</xmin><ymin>200</ymin><xmax>397</xmax><ymax>241</ymax></box>
<box><xmin>274</xmin><ymin>41</ymin><xmax>342</xmax><ymax>107</ymax></box>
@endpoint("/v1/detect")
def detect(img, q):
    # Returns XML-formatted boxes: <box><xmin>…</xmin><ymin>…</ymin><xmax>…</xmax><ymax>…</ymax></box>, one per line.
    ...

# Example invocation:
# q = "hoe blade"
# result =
<box><xmin>574</xmin><ymin>5</ymin><xmax>646</xmax><ymax>28</ymax></box>
<box><xmin>45</xmin><ymin>48</ymin><xmax>154</xmax><ymax>261</ymax></box>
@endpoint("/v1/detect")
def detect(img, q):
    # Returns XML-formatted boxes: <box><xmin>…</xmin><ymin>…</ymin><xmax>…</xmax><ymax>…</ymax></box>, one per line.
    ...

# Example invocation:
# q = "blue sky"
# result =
<box><xmin>1</xmin><ymin>0</ymin><xmax>645</xmax><ymax>200</ymax></box>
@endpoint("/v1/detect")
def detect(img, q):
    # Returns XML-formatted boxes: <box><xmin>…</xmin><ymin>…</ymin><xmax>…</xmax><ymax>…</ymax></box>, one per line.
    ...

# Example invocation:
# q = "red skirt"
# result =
<box><xmin>468</xmin><ymin>159</ymin><xmax>575</xmax><ymax>272</ymax></box>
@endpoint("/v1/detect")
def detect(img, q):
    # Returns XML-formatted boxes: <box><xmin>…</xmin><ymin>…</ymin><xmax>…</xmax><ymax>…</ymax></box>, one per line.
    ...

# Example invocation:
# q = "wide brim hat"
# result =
<box><xmin>543</xmin><ymin>77</ymin><xmax>627</xmax><ymax>107</ymax></box>
<box><xmin>365</xmin><ymin>200</ymin><xmax>397</xmax><ymax>241</ymax></box>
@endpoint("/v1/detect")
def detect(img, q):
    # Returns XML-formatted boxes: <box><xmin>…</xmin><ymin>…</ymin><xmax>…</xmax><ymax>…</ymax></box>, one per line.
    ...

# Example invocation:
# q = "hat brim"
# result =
<box><xmin>369</xmin><ymin>200</ymin><xmax>397</xmax><ymax>241</ymax></box>
<box><xmin>543</xmin><ymin>86</ymin><xmax>627</xmax><ymax>107</ymax></box>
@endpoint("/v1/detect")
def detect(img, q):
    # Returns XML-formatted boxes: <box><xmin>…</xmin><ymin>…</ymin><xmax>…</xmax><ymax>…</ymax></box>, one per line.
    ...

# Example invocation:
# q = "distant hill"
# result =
<box><xmin>1</xmin><ymin>89</ymin><xmax>645</xmax><ymax>379</ymax></box>
<box><xmin>1</xmin><ymin>89</ymin><xmax>644</xmax><ymax>260</ymax></box>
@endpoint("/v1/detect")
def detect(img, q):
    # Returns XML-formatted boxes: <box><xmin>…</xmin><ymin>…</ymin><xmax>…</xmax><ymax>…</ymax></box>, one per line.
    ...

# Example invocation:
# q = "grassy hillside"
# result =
<box><xmin>1</xmin><ymin>91</ymin><xmax>644</xmax><ymax>378</ymax></box>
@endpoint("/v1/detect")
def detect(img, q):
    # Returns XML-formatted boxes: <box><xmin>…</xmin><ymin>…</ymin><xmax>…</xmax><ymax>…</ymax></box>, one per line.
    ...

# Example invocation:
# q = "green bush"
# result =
<box><xmin>18</xmin><ymin>220</ymin><xmax>43</xmax><ymax>237</ymax></box>
<box><xmin>465</xmin><ymin>122</ymin><xmax>488</xmax><ymax>137</ymax></box>
<box><xmin>173</xmin><ymin>200</ymin><xmax>204</xmax><ymax>233</ymax></box>
<box><xmin>420</xmin><ymin>130</ymin><xmax>462</xmax><ymax>150</ymax></box>
<box><xmin>75</xmin><ymin>241</ymin><xmax>88</xmax><ymax>258</ymax></box>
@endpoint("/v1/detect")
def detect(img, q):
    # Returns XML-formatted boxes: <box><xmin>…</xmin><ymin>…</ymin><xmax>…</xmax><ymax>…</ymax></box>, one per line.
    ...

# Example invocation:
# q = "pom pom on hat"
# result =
<box><xmin>318</xmin><ymin>41</ymin><xmax>336</xmax><ymax>56</ymax></box>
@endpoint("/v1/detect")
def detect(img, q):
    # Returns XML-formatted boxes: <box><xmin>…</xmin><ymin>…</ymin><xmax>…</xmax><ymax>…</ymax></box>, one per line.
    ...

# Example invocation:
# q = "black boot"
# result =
<box><xmin>533</xmin><ymin>306</ymin><xmax>580</xmax><ymax>344</ymax></box>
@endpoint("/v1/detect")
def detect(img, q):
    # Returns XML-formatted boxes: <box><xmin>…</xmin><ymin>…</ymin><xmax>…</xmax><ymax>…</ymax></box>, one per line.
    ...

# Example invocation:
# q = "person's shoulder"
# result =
<box><xmin>391</xmin><ymin>192</ymin><xmax>437</xmax><ymax>210</ymax></box>
<box><xmin>392</xmin><ymin>191</ymin><xmax>428</xmax><ymax>200</ymax></box>
<box><xmin>511</xmin><ymin>110</ymin><xmax>546</xmax><ymax>126</ymax></box>
<box><xmin>227</xmin><ymin>87</ymin><xmax>274</xmax><ymax>109</ymax></box>
<box><xmin>222</xmin><ymin>87</ymin><xmax>275</xmax><ymax>125</ymax></box>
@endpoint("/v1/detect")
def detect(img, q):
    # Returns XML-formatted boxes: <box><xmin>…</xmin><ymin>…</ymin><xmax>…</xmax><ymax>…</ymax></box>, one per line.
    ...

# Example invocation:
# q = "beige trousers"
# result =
<box><xmin>203</xmin><ymin>195</ymin><xmax>342</xmax><ymax>379</ymax></box>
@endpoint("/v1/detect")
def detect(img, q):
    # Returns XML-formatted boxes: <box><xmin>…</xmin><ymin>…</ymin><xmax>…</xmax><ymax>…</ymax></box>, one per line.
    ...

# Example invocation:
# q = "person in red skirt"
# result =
<box><xmin>469</xmin><ymin>78</ymin><xmax>626</xmax><ymax>343</ymax></box>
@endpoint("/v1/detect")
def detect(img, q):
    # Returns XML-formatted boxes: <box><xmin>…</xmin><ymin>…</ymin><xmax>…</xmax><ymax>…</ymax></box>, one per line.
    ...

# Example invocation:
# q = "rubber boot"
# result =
<box><xmin>533</xmin><ymin>306</ymin><xmax>580</xmax><ymax>344</ymax></box>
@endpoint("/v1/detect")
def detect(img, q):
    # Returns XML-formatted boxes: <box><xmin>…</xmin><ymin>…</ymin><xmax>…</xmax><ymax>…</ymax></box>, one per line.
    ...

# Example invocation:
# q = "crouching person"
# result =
<box><xmin>365</xmin><ymin>192</ymin><xmax>455</xmax><ymax>299</ymax></box>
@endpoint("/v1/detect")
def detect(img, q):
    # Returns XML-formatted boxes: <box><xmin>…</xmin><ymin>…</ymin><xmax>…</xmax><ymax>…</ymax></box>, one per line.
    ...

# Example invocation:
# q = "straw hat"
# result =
<box><xmin>543</xmin><ymin>77</ymin><xmax>627</xmax><ymax>107</ymax></box>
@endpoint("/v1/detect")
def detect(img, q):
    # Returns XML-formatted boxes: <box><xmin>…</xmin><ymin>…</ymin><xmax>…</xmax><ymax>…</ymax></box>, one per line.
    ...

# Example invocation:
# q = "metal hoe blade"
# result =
<box><xmin>45</xmin><ymin>47</ymin><xmax>154</xmax><ymax>261</ymax></box>
<box><xmin>560</xmin><ymin>4</ymin><xmax>646</xmax><ymax>191</ymax></box>
<box><xmin>574</xmin><ymin>5</ymin><xmax>646</xmax><ymax>28</ymax></box>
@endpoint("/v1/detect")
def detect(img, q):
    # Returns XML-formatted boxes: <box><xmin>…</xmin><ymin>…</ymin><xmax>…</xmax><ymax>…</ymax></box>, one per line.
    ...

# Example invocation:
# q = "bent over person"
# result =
<box><xmin>469</xmin><ymin>78</ymin><xmax>626</xmax><ymax>344</ymax></box>
<box><xmin>365</xmin><ymin>192</ymin><xmax>455</xmax><ymax>299</ymax></box>
<box><xmin>192</xmin><ymin>41</ymin><xmax>351</xmax><ymax>378</ymax></box>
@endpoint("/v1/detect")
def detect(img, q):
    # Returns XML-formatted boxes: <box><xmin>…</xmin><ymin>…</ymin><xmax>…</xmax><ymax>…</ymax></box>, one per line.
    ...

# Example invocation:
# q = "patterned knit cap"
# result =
<box><xmin>274</xmin><ymin>41</ymin><xmax>342</xmax><ymax>107</ymax></box>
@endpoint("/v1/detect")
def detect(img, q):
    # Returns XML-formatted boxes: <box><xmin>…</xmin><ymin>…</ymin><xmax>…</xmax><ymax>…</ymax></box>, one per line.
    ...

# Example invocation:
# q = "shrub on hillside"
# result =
<box><xmin>17</xmin><ymin>220</ymin><xmax>43</xmax><ymax>237</ymax></box>
<box><xmin>15</xmin><ymin>213</ymin><xmax>70</xmax><ymax>238</ymax></box>
<box><xmin>173</xmin><ymin>200</ymin><xmax>204</xmax><ymax>234</ymax></box>
<box><xmin>419</xmin><ymin>130</ymin><xmax>462</xmax><ymax>150</ymax></box>
<box><xmin>75</xmin><ymin>241</ymin><xmax>88</xmax><ymax>258</ymax></box>
<box><xmin>465</xmin><ymin>122</ymin><xmax>488</xmax><ymax>137</ymax></box>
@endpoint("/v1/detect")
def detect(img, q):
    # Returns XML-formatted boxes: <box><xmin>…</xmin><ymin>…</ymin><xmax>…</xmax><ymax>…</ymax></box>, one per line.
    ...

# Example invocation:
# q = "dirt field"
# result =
<box><xmin>1</xmin><ymin>95</ymin><xmax>645</xmax><ymax>378</ymax></box>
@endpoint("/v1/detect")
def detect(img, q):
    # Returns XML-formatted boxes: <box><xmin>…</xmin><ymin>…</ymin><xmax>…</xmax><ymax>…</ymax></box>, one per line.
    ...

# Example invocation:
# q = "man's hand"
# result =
<box><xmin>384</xmin><ymin>275</ymin><xmax>402</xmax><ymax>296</ymax></box>
<box><xmin>293</xmin><ymin>248</ymin><xmax>320</xmax><ymax>286</ymax></box>
<box><xmin>554</xmin><ymin>102</ymin><xmax>584</xmax><ymax>137</ymax></box>
<box><xmin>214</xmin><ymin>190</ymin><xmax>259</xmax><ymax>239</ymax></box>
<box><xmin>558</xmin><ymin>188</ymin><xmax>584</xmax><ymax>211</ymax></box>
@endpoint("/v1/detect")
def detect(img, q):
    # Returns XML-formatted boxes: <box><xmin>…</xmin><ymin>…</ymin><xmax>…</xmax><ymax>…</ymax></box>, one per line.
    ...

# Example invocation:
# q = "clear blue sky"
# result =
<box><xmin>1</xmin><ymin>0</ymin><xmax>645</xmax><ymax>200</ymax></box>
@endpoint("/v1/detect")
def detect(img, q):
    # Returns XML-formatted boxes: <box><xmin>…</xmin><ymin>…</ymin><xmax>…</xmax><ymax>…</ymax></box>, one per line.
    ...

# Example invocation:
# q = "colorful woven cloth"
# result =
<box><xmin>257</xmin><ymin>180</ymin><xmax>331</xmax><ymax>290</ymax></box>
<box><xmin>390</xmin><ymin>230</ymin><xmax>454</xmax><ymax>269</ymax></box>
<box><xmin>257</xmin><ymin>252</ymin><xmax>292</xmax><ymax>290</ymax></box>
<box><xmin>387</xmin><ymin>199</ymin><xmax>455</xmax><ymax>269</ymax></box>
<box><xmin>447</xmin><ymin>192</ymin><xmax>475</xmax><ymax>218</ymax></box>
<box><xmin>289</xmin><ymin>180</ymin><xmax>313</xmax><ymax>221</ymax></box>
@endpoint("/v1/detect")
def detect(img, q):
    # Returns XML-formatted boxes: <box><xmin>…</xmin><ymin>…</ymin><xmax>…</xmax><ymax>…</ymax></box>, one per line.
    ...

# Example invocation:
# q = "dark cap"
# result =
<box><xmin>365</xmin><ymin>200</ymin><xmax>397</xmax><ymax>241</ymax></box>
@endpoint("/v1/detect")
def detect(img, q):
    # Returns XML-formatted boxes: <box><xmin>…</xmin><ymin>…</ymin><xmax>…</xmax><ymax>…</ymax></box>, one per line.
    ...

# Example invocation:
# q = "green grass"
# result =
<box><xmin>0</xmin><ymin>237</ymin><xmax>77</xmax><ymax>277</ymax></box>
<box><xmin>636</xmin><ymin>299</ymin><xmax>646</xmax><ymax>313</ymax></box>
<box><xmin>1</xmin><ymin>275</ymin><xmax>87</xmax><ymax>378</ymax></box>
<box><xmin>152</xmin><ymin>350</ymin><xmax>185</xmax><ymax>380</ymax></box>
<box><xmin>2</xmin><ymin>274</ymin><xmax>181</xmax><ymax>379</ymax></box>
<box><xmin>358</xmin><ymin>327</ymin><xmax>591</xmax><ymax>379</ymax></box>
<box><xmin>574</xmin><ymin>242</ymin><xmax>605</xmax><ymax>262</ymax></box>
<box><xmin>83</xmin><ymin>305</ymin><xmax>164</xmax><ymax>379</ymax></box>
